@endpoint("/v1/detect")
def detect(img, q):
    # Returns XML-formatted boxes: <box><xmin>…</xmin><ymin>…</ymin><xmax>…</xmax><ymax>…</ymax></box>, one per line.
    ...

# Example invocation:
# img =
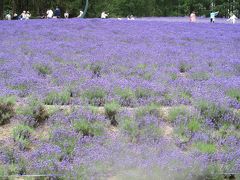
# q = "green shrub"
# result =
<box><xmin>44</xmin><ymin>90</ymin><xmax>71</xmax><ymax>105</ymax></box>
<box><xmin>180</xmin><ymin>91</ymin><xmax>192</xmax><ymax>100</ymax></box>
<box><xmin>199</xmin><ymin>164</ymin><xmax>224</xmax><ymax>180</ymax></box>
<box><xmin>226</xmin><ymin>88</ymin><xmax>240</xmax><ymax>102</ymax></box>
<box><xmin>115</xmin><ymin>87</ymin><xmax>135</xmax><ymax>106</ymax></box>
<box><xmin>20</xmin><ymin>98</ymin><xmax>49</xmax><ymax>127</ymax></box>
<box><xmin>105</xmin><ymin>101</ymin><xmax>121</xmax><ymax>126</ymax></box>
<box><xmin>119</xmin><ymin>117</ymin><xmax>139</xmax><ymax>141</ymax></box>
<box><xmin>170</xmin><ymin>73</ymin><xmax>178</xmax><ymax>80</ymax></box>
<box><xmin>0</xmin><ymin>165</ymin><xmax>6</xmax><ymax>177</ymax></box>
<box><xmin>73</xmin><ymin>118</ymin><xmax>104</xmax><ymax>137</ymax></box>
<box><xmin>140</xmin><ymin>123</ymin><xmax>163</xmax><ymax>140</ymax></box>
<box><xmin>195</xmin><ymin>142</ymin><xmax>216</xmax><ymax>154</ymax></box>
<box><xmin>179</xmin><ymin>62</ymin><xmax>191</xmax><ymax>73</ymax></box>
<box><xmin>90</xmin><ymin>63</ymin><xmax>102</xmax><ymax>77</ymax></box>
<box><xmin>168</xmin><ymin>106</ymin><xmax>188</xmax><ymax>122</ymax></box>
<box><xmin>12</xmin><ymin>124</ymin><xmax>33</xmax><ymax>150</ymax></box>
<box><xmin>143</xmin><ymin>72</ymin><xmax>153</xmax><ymax>80</ymax></box>
<box><xmin>135</xmin><ymin>88</ymin><xmax>153</xmax><ymax>99</ymax></box>
<box><xmin>136</xmin><ymin>103</ymin><xmax>160</xmax><ymax>118</ymax></box>
<box><xmin>50</xmin><ymin>130</ymin><xmax>76</xmax><ymax>157</ymax></box>
<box><xmin>0</xmin><ymin>96</ymin><xmax>15</xmax><ymax>125</ymax></box>
<box><xmin>191</xmin><ymin>72</ymin><xmax>210</xmax><ymax>81</ymax></box>
<box><xmin>35</xmin><ymin>63</ymin><xmax>52</xmax><ymax>76</ymax></box>
<box><xmin>82</xmin><ymin>88</ymin><xmax>106</xmax><ymax>106</ymax></box>
<box><xmin>161</xmin><ymin>92</ymin><xmax>173</xmax><ymax>106</ymax></box>
<box><xmin>196</xmin><ymin>100</ymin><xmax>230</xmax><ymax>128</ymax></box>
<box><xmin>136</xmin><ymin>63</ymin><xmax>147</xmax><ymax>70</ymax></box>
<box><xmin>187</xmin><ymin>118</ymin><xmax>201</xmax><ymax>132</ymax></box>
<box><xmin>11</xmin><ymin>84</ymin><xmax>28</xmax><ymax>91</ymax></box>
<box><xmin>196</xmin><ymin>100</ymin><xmax>209</xmax><ymax>114</ymax></box>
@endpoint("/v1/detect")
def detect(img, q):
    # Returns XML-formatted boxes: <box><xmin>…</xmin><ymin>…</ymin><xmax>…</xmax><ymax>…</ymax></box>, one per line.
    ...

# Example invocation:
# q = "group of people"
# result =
<box><xmin>100</xmin><ymin>12</ymin><xmax>135</xmax><ymax>20</ymax></box>
<box><xmin>5</xmin><ymin>10</ymin><xmax>31</xmax><ymax>20</ymax></box>
<box><xmin>190</xmin><ymin>11</ymin><xmax>238</xmax><ymax>24</ymax></box>
<box><xmin>44</xmin><ymin>7</ymin><xmax>61</xmax><ymax>19</ymax></box>
<box><xmin>4</xmin><ymin>8</ymin><xmax>238</xmax><ymax>24</ymax></box>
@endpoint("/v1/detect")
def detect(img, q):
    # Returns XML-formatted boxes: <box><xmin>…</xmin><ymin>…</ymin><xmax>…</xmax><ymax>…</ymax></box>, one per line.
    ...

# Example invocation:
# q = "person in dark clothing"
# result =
<box><xmin>12</xmin><ymin>13</ymin><xmax>18</xmax><ymax>20</ymax></box>
<box><xmin>54</xmin><ymin>7</ymin><xmax>61</xmax><ymax>18</ymax></box>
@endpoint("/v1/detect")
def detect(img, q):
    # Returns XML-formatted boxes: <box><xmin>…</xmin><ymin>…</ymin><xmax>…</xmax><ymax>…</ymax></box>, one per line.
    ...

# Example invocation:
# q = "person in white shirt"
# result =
<box><xmin>78</xmin><ymin>10</ymin><xmax>84</xmax><ymax>18</ymax></box>
<box><xmin>26</xmin><ymin>11</ymin><xmax>31</xmax><ymax>20</ymax></box>
<box><xmin>190</xmin><ymin>11</ymin><xmax>196</xmax><ymax>22</ymax></box>
<box><xmin>227</xmin><ymin>13</ymin><xmax>238</xmax><ymax>24</ymax></box>
<box><xmin>101</xmin><ymin>11</ymin><xmax>108</xmax><ymax>19</ymax></box>
<box><xmin>5</xmin><ymin>13</ymin><xmax>11</xmax><ymax>20</ymax></box>
<box><xmin>127</xmin><ymin>15</ymin><xmax>135</xmax><ymax>20</ymax></box>
<box><xmin>64</xmin><ymin>11</ymin><xmax>69</xmax><ymax>18</ymax></box>
<box><xmin>210</xmin><ymin>11</ymin><xmax>219</xmax><ymax>23</ymax></box>
<box><xmin>47</xmin><ymin>9</ymin><xmax>54</xmax><ymax>19</ymax></box>
<box><xmin>21</xmin><ymin>11</ymin><xmax>27</xmax><ymax>20</ymax></box>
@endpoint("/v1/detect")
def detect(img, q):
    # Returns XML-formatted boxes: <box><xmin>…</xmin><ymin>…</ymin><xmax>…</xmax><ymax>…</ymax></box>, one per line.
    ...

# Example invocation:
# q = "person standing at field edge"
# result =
<box><xmin>5</xmin><ymin>12</ymin><xmax>11</xmax><ymax>20</ymax></box>
<box><xmin>12</xmin><ymin>13</ymin><xmax>18</xmax><ymax>20</ymax></box>
<box><xmin>20</xmin><ymin>11</ymin><xmax>27</xmax><ymax>20</ymax></box>
<box><xmin>78</xmin><ymin>10</ymin><xmax>84</xmax><ymax>18</ymax></box>
<box><xmin>26</xmin><ymin>11</ymin><xmax>31</xmax><ymax>20</ymax></box>
<box><xmin>190</xmin><ymin>11</ymin><xmax>197</xmax><ymax>22</ymax></box>
<box><xmin>210</xmin><ymin>11</ymin><xmax>219</xmax><ymax>23</ymax></box>
<box><xmin>101</xmin><ymin>12</ymin><xmax>109</xmax><ymax>19</ymax></box>
<box><xmin>227</xmin><ymin>13</ymin><xmax>238</xmax><ymax>24</ymax></box>
<box><xmin>47</xmin><ymin>9</ymin><xmax>54</xmax><ymax>19</ymax></box>
<box><xmin>64</xmin><ymin>11</ymin><xmax>69</xmax><ymax>19</ymax></box>
<box><xmin>55</xmin><ymin>7</ymin><xmax>61</xmax><ymax>18</ymax></box>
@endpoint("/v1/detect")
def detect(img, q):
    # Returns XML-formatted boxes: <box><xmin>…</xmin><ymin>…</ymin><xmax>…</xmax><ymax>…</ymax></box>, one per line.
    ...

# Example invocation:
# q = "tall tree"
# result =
<box><xmin>0</xmin><ymin>0</ymin><xmax>3</xmax><ymax>19</ymax></box>
<box><xmin>1</xmin><ymin>0</ymin><xmax>240</xmax><ymax>18</ymax></box>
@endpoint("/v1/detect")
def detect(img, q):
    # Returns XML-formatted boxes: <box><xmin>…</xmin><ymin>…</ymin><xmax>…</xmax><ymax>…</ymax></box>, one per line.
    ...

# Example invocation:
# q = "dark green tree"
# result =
<box><xmin>0</xmin><ymin>0</ymin><xmax>3</xmax><ymax>19</ymax></box>
<box><xmin>1</xmin><ymin>0</ymin><xmax>240</xmax><ymax>18</ymax></box>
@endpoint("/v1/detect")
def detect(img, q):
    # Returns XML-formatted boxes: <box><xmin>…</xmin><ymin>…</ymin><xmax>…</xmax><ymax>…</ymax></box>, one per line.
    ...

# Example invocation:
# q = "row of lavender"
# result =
<box><xmin>0</xmin><ymin>18</ymin><xmax>239</xmax><ymax>178</ymax></box>
<box><xmin>0</xmin><ymin>19</ymin><xmax>239</xmax><ymax>108</ymax></box>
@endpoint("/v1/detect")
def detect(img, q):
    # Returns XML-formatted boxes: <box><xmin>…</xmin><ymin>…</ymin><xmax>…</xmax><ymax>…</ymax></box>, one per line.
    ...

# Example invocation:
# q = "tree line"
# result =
<box><xmin>1</xmin><ymin>0</ymin><xmax>240</xmax><ymax>19</ymax></box>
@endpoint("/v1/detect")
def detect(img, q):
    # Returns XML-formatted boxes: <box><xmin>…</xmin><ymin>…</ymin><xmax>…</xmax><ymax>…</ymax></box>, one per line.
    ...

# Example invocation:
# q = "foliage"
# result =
<box><xmin>34</xmin><ymin>63</ymin><xmax>52</xmax><ymax>76</ymax></box>
<box><xmin>136</xmin><ymin>103</ymin><xmax>161</xmax><ymax>118</ymax></box>
<box><xmin>115</xmin><ymin>87</ymin><xmax>135</xmax><ymax>106</ymax></box>
<box><xmin>82</xmin><ymin>88</ymin><xmax>106</xmax><ymax>106</ymax></box>
<box><xmin>1</xmin><ymin>0</ymin><xmax>240</xmax><ymax>19</ymax></box>
<box><xmin>170</xmin><ymin>73</ymin><xmax>178</xmax><ymax>81</ymax></box>
<box><xmin>50</xmin><ymin>129</ymin><xmax>77</xmax><ymax>156</ymax></box>
<box><xmin>12</xmin><ymin>124</ymin><xmax>33</xmax><ymax>150</ymax></box>
<box><xmin>179</xmin><ymin>62</ymin><xmax>191</xmax><ymax>73</ymax></box>
<box><xmin>19</xmin><ymin>97</ymin><xmax>49</xmax><ymax>128</ymax></box>
<box><xmin>168</xmin><ymin>106</ymin><xmax>188</xmax><ymax>122</ymax></box>
<box><xmin>119</xmin><ymin>116</ymin><xmax>139</xmax><ymax>141</ymax></box>
<box><xmin>44</xmin><ymin>90</ymin><xmax>71</xmax><ymax>105</ymax></box>
<box><xmin>104</xmin><ymin>101</ymin><xmax>120</xmax><ymax>126</ymax></box>
<box><xmin>135</xmin><ymin>88</ymin><xmax>153</xmax><ymax>99</ymax></box>
<box><xmin>199</xmin><ymin>164</ymin><xmax>225</xmax><ymax>180</ymax></box>
<box><xmin>179</xmin><ymin>90</ymin><xmax>192</xmax><ymax>104</ymax></box>
<box><xmin>90</xmin><ymin>62</ymin><xmax>102</xmax><ymax>78</ymax></box>
<box><xmin>191</xmin><ymin>72</ymin><xmax>210</xmax><ymax>81</ymax></box>
<box><xmin>226</xmin><ymin>88</ymin><xmax>240</xmax><ymax>102</ymax></box>
<box><xmin>73</xmin><ymin>118</ymin><xmax>104</xmax><ymax>137</ymax></box>
<box><xmin>0</xmin><ymin>14</ymin><xmax>240</xmax><ymax>178</ymax></box>
<box><xmin>0</xmin><ymin>96</ymin><xmax>15</xmax><ymax>125</ymax></box>
<box><xmin>195</xmin><ymin>142</ymin><xmax>216</xmax><ymax>154</ymax></box>
<box><xmin>196</xmin><ymin>100</ymin><xmax>233</xmax><ymax>128</ymax></box>
<box><xmin>187</xmin><ymin>118</ymin><xmax>201</xmax><ymax>132</ymax></box>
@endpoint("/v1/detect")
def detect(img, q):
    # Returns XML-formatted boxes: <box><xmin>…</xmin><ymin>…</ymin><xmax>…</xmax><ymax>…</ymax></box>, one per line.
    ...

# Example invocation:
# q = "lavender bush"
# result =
<box><xmin>0</xmin><ymin>18</ymin><xmax>239</xmax><ymax>179</ymax></box>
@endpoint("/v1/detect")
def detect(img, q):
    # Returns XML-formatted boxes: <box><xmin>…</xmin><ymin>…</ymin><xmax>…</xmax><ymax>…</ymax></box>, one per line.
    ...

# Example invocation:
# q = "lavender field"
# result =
<box><xmin>0</xmin><ymin>18</ymin><xmax>240</xmax><ymax>179</ymax></box>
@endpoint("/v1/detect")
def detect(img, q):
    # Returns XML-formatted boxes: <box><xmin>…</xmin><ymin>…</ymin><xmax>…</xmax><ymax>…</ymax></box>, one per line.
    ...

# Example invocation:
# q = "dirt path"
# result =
<box><xmin>0</xmin><ymin>123</ymin><xmax>14</xmax><ymax>141</ymax></box>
